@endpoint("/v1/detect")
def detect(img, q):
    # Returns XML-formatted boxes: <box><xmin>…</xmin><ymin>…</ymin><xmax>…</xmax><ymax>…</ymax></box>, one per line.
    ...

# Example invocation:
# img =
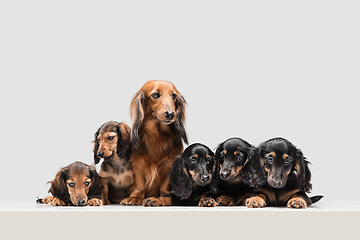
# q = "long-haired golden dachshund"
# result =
<box><xmin>120</xmin><ymin>80</ymin><xmax>188</xmax><ymax>205</ymax></box>
<box><xmin>37</xmin><ymin>161</ymin><xmax>109</xmax><ymax>206</ymax></box>
<box><xmin>93</xmin><ymin>121</ymin><xmax>133</xmax><ymax>204</ymax></box>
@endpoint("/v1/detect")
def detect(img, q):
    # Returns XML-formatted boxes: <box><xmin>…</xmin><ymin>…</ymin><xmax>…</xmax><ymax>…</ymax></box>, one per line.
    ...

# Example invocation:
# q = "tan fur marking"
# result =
<box><xmin>283</xmin><ymin>153</ymin><xmax>289</xmax><ymax>160</ymax></box>
<box><xmin>193</xmin><ymin>154</ymin><xmax>198</xmax><ymax>159</ymax></box>
<box><xmin>234</xmin><ymin>151</ymin><xmax>239</xmax><ymax>156</ymax></box>
<box><xmin>278</xmin><ymin>189</ymin><xmax>300</xmax><ymax>203</ymax></box>
<box><xmin>257</xmin><ymin>188</ymin><xmax>276</xmax><ymax>204</ymax></box>
<box><xmin>222</xmin><ymin>150</ymin><xmax>227</xmax><ymax>155</ymax></box>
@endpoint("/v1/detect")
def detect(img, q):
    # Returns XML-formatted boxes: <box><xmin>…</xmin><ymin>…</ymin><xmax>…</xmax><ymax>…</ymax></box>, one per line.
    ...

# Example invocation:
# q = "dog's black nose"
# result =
<box><xmin>201</xmin><ymin>175</ymin><xmax>210</xmax><ymax>182</ymax></box>
<box><xmin>97</xmin><ymin>151</ymin><xmax>104</xmax><ymax>158</ymax></box>
<box><xmin>77</xmin><ymin>200</ymin><xmax>86</xmax><ymax>206</ymax></box>
<box><xmin>221</xmin><ymin>172</ymin><xmax>230</xmax><ymax>179</ymax></box>
<box><xmin>164</xmin><ymin>111</ymin><xmax>175</xmax><ymax>120</ymax></box>
<box><xmin>272</xmin><ymin>180</ymin><xmax>283</xmax><ymax>188</ymax></box>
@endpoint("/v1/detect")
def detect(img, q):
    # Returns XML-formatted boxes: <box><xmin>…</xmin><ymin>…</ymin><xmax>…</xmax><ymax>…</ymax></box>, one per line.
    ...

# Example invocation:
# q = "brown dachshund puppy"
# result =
<box><xmin>94</xmin><ymin>121</ymin><xmax>133</xmax><ymax>204</ymax></box>
<box><xmin>37</xmin><ymin>161</ymin><xmax>109</xmax><ymax>206</ymax></box>
<box><xmin>121</xmin><ymin>80</ymin><xmax>188</xmax><ymax>205</ymax></box>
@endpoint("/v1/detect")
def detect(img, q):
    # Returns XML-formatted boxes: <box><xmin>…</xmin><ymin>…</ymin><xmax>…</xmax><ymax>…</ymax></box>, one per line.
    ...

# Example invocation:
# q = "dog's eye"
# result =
<box><xmin>68</xmin><ymin>182</ymin><xmax>75</xmax><ymax>188</ymax></box>
<box><xmin>284</xmin><ymin>158</ymin><xmax>292</xmax><ymax>165</ymax></box>
<box><xmin>85</xmin><ymin>181</ymin><xmax>90</xmax><ymax>187</ymax></box>
<box><xmin>152</xmin><ymin>92</ymin><xmax>160</xmax><ymax>99</ymax></box>
<box><xmin>235</xmin><ymin>155</ymin><xmax>241</xmax><ymax>161</ymax></box>
<box><xmin>206</xmin><ymin>159</ymin><xmax>212</xmax><ymax>164</ymax></box>
<box><xmin>191</xmin><ymin>157</ymin><xmax>196</xmax><ymax>163</ymax></box>
<box><xmin>97</xmin><ymin>139</ymin><xmax>100</xmax><ymax>143</ymax></box>
<box><xmin>107</xmin><ymin>136</ymin><xmax>114</xmax><ymax>141</ymax></box>
<box><xmin>266</xmin><ymin>157</ymin><xmax>273</xmax><ymax>163</ymax></box>
<box><xmin>171</xmin><ymin>93</ymin><xmax>177</xmax><ymax>99</ymax></box>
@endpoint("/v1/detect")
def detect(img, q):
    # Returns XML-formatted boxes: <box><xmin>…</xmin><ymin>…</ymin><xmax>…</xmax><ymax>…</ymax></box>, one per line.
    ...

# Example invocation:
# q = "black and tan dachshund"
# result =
<box><xmin>37</xmin><ymin>161</ymin><xmax>109</xmax><ymax>206</ymax></box>
<box><xmin>143</xmin><ymin>143</ymin><xmax>218</xmax><ymax>207</ymax></box>
<box><xmin>241</xmin><ymin>137</ymin><xmax>323</xmax><ymax>208</ymax></box>
<box><xmin>93</xmin><ymin>121</ymin><xmax>133</xmax><ymax>204</ymax></box>
<box><xmin>214</xmin><ymin>137</ymin><xmax>255</xmax><ymax>206</ymax></box>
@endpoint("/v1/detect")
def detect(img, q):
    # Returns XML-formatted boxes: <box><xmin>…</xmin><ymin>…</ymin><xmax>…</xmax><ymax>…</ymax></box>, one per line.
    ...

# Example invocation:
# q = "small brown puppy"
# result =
<box><xmin>37</xmin><ymin>161</ymin><xmax>109</xmax><ymax>206</ymax></box>
<box><xmin>94</xmin><ymin>121</ymin><xmax>133</xmax><ymax>204</ymax></box>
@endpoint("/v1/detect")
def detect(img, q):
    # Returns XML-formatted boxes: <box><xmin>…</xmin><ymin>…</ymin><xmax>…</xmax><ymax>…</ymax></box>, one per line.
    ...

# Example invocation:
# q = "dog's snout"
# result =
<box><xmin>272</xmin><ymin>180</ymin><xmax>283</xmax><ymax>188</ymax></box>
<box><xmin>97</xmin><ymin>151</ymin><xmax>104</xmax><ymax>158</ymax></box>
<box><xmin>164</xmin><ymin>111</ymin><xmax>175</xmax><ymax>120</ymax></box>
<box><xmin>77</xmin><ymin>200</ymin><xmax>86</xmax><ymax>206</ymax></box>
<box><xmin>201</xmin><ymin>175</ymin><xmax>210</xmax><ymax>182</ymax></box>
<box><xmin>221</xmin><ymin>171</ymin><xmax>230</xmax><ymax>179</ymax></box>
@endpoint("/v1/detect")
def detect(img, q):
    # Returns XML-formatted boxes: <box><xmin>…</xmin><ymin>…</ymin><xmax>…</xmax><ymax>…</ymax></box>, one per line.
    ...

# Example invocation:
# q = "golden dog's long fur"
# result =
<box><xmin>120</xmin><ymin>80</ymin><xmax>188</xmax><ymax>205</ymax></box>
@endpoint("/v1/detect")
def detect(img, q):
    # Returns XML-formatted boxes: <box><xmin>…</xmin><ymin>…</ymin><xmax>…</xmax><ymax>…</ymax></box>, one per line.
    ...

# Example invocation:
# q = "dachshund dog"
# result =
<box><xmin>143</xmin><ymin>143</ymin><xmax>217</xmax><ymax>207</ymax></box>
<box><xmin>121</xmin><ymin>80</ymin><xmax>188</xmax><ymax>205</ymax></box>
<box><xmin>241</xmin><ymin>137</ymin><xmax>323</xmax><ymax>208</ymax></box>
<box><xmin>214</xmin><ymin>137</ymin><xmax>255</xmax><ymax>206</ymax></box>
<box><xmin>93</xmin><ymin>121</ymin><xmax>133</xmax><ymax>204</ymax></box>
<box><xmin>37</xmin><ymin>161</ymin><xmax>109</xmax><ymax>206</ymax></box>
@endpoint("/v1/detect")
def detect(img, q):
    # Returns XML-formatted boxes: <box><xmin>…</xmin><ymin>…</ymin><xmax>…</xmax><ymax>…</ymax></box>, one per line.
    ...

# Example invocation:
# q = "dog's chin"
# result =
<box><xmin>220</xmin><ymin>174</ymin><xmax>237</xmax><ymax>182</ymax></box>
<box><xmin>268</xmin><ymin>180</ymin><xmax>286</xmax><ymax>189</ymax></box>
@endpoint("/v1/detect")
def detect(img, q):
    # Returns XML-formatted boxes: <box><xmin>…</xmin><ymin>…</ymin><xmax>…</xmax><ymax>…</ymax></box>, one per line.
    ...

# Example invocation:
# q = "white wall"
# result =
<box><xmin>1</xmin><ymin>1</ymin><xmax>359</xmax><ymax>202</ymax></box>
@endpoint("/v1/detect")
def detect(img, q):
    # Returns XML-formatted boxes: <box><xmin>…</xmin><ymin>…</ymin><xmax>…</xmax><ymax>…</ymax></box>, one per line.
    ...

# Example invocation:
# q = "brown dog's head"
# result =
<box><xmin>130</xmin><ymin>80</ymin><xmax>188</xmax><ymax>148</ymax></box>
<box><xmin>93</xmin><ymin>121</ymin><xmax>131</xmax><ymax>164</ymax></box>
<box><xmin>49</xmin><ymin>161</ymin><xmax>103</xmax><ymax>206</ymax></box>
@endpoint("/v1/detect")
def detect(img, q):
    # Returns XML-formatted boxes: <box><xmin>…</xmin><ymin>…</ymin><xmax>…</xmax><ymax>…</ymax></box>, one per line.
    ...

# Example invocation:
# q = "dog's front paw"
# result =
<box><xmin>199</xmin><ymin>197</ymin><xmax>217</xmax><ymax>207</ymax></box>
<box><xmin>87</xmin><ymin>198</ymin><xmax>103</xmax><ymax>206</ymax></box>
<box><xmin>143</xmin><ymin>197</ymin><xmax>163</xmax><ymax>207</ymax></box>
<box><xmin>216</xmin><ymin>196</ymin><xmax>233</xmax><ymax>206</ymax></box>
<box><xmin>287</xmin><ymin>197</ymin><xmax>307</xmax><ymax>209</ymax></box>
<box><xmin>245</xmin><ymin>196</ymin><xmax>266</xmax><ymax>208</ymax></box>
<box><xmin>37</xmin><ymin>196</ymin><xmax>54</xmax><ymax>204</ymax></box>
<box><xmin>49</xmin><ymin>198</ymin><xmax>66</xmax><ymax>206</ymax></box>
<box><xmin>120</xmin><ymin>196</ymin><xmax>144</xmax><ymax>206</ymax></box>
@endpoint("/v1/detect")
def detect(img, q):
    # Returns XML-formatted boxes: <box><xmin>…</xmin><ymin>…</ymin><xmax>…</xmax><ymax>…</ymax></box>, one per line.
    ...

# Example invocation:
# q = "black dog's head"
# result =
<box><xmin>170</xmin><ymin>143</ymin><xmax>216</xmax><ymax>199</ymax></box>
<box><xmin>242</xmin><ymin>137</ymin><xmax>312</xmax><ymax>192</ymax></box>
<box><xmin>215</xmin><ymin>137</ymin><xmax>254</xmax><ymax>182</ymax></box>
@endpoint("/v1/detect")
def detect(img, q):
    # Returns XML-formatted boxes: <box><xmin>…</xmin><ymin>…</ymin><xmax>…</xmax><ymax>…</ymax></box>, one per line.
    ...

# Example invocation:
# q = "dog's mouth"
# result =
<box><xmin>220</xmin><ymin>173</ymin><xmax>237</xmax><ymax>182</ymax></box>
<box><xmin>193</xmin><ymin>176</ymin><xmax>212</xmax><ymax>186</ymax></box>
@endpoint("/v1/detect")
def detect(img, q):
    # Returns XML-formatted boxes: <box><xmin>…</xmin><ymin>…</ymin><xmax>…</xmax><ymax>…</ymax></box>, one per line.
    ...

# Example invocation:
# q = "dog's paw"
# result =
<box><xmin>287</xmin><ymin>197</ymin><xmax>307</xmax><ymax>209</ymax></box>
<box><xmin>245</xmin><ymin>196</ymin><xmax>266</xmax><ymax>208</ymax></box>
<box><xmin>216</xmin><ymin>196</ymin><xmax>233</xmax><ymax>206</ymax></box>
<box><xmin>199</xmin><ymin>197</ymin><xmax>217</xmax><ymax>207</ymax></box>
<box><xmin>37</xmin><ymin>196</ymin><xmax>54</xmax><ymax>204</ymax></box>
<box><xmin>120</xmin><ymin>196</ymin><xmax>144</xmax><ymax>206</ymax></box>
<box><xmin>143</xmin><ymin>197</ymin><xmax>164</xmax><ymax>207</ymax></box>
<box><xmin>87</xmin><ymin>198</ymin><xmax>103</xmax><ymax>206</ymax></box>
<box><xmin>49</xmin><ymin>198</ymin><xmax>66</xmax><ymax>206</ymax></box>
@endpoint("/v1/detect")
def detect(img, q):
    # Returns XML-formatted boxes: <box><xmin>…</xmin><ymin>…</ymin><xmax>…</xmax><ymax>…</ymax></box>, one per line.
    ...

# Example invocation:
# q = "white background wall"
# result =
<box><xmin>1</xmin><ymin>1</ymin><xmax>359</xmax><ymax>203</ymax></box>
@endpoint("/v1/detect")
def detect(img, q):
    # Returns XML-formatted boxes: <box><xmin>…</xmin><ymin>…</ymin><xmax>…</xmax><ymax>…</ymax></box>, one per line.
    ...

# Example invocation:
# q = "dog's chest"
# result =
<box><xmin>100</xmin><ymin>160</ymin><xmax>133</xmax><ymax>189</ymax></box>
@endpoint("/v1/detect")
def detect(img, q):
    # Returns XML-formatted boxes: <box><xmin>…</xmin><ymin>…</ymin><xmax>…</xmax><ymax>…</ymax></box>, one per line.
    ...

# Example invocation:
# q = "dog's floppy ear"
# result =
<box><xmin>88</xmin><ymin>166</ymin><xmax>104</xmax><ymax>199</ymax></box>
<box><xmin>169</xmin><ymin>156</ymin><xmax>193</xmax><ymax>199</ymax></box>
<box><xmin>48</xmin><ymin>167</ymin><xmax>70</xmax><ymax>203</ymax></box>
<box><xmin>174</xmin><ymin>94</ymin><xmax>188</xmax><ymax>145</ymax></box>
<box><xmin>93</xmin><ymin>126</ymin><xmax>101</xmax><ymax>165</ymax></box>
<box><xmin>240</xmin><ymin>148</ymin><xmax>267</xmax><ymax>187</ymax></box>
<box><xmin>294</xmin><ymin>148</ymin><xmax>312</xmax><ymax>193</ymax></box>
<box><xmin>116</xmin><ymin>122</ymin><xmax>131</xmax><ymax>159</ymax></box>
<box><xmin>130</xmin><ymin>90</ymin><xmax>146</xmax><ymax>149</ymax></box>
